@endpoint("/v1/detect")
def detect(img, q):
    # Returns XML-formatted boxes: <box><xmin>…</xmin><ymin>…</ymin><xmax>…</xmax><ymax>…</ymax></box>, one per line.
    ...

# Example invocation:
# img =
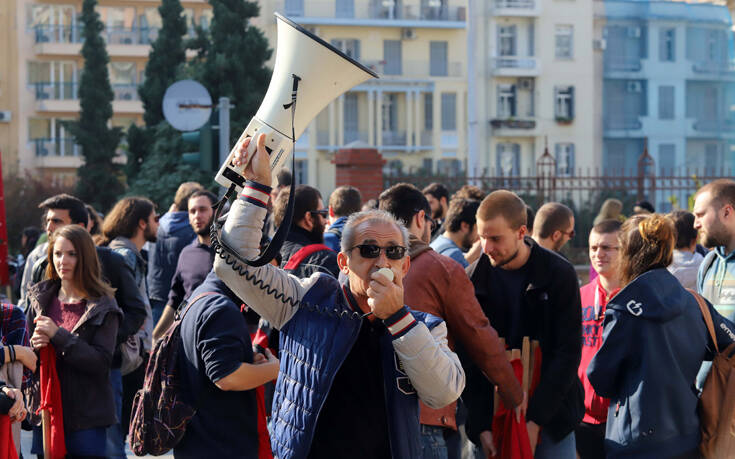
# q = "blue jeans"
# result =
<box><xmin>535</xmin><ymin>429</ymin><xmax>576</xmax><ymax>459</ymax></box>
<box><xmin>421</xmin><ymin>425</ymin><xmax>449</xmax><ymax>459</ymax></box>
<box><xmin>32</xmin><ymin>426</ymin><xmax>106</xmax><ymax>456</ymax></box>
<box><xmin>151</xmin><ymin>298</ymin><xmax>166</xmax><ymax>327</ymax></box>
<box><xmin>105</xmin><ymin>368</ymin><xmax>126</xmax><ymax>459</ymax></box>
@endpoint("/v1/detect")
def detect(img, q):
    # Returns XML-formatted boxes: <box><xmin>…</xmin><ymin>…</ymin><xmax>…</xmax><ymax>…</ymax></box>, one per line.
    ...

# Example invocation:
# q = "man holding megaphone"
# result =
<box><xmin>214</xmin><ymin>134</ymin><xmax>465</xmax><ymax>458</ymax></box>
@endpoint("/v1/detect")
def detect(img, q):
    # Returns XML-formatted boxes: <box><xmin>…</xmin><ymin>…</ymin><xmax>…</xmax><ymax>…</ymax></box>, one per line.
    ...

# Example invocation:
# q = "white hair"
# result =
<box><xmin>340</xmin><ymin>209</ymin><xmax>410</xmax><ymax>256</ymax></box>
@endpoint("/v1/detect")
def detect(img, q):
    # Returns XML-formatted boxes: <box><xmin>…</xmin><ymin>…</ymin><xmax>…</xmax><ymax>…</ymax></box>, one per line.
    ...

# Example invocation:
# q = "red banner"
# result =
<box><xmin>0</xmin><ymin>152</ymin><xmax>9</xmax><ymax>286</ymax></box>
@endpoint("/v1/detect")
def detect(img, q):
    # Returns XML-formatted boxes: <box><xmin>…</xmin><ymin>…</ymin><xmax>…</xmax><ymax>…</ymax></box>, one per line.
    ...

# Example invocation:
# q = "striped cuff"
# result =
<box><xmin>383</xmin><ymin>306</ymin><xmax>417</xmax><ymax>339</ymax></box>
<box><xmin>239</xmin><ymin>180</ymin><xmax>272</xmax><ymax>209</ymax></box>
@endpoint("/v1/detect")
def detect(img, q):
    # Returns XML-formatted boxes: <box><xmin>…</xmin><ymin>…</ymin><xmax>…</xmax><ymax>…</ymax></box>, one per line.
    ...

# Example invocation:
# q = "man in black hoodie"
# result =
<box><xmin>274</xmin><ymin>185</ymin><xmax>339</xmax><ymax>279</ymax></box>
<box><xmin>464</xmin><ymin>190</ymin><xmax>583</xmax><ymax>458</ymax></box>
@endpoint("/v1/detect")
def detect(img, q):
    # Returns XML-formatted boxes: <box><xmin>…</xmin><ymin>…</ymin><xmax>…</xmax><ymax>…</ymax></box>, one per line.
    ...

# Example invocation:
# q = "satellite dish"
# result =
<box><xmin>162</xmin><ymin>80</ymin><xmax>212</xmax><ymax>132</ymax></box>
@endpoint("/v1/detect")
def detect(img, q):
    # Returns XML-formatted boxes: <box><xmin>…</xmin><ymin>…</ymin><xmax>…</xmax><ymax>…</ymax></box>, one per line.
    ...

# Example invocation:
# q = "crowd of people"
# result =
<box><xmin>1</xmin><ymin>133</ymin><xmax>735</xmax><ymax>458</ymax></box>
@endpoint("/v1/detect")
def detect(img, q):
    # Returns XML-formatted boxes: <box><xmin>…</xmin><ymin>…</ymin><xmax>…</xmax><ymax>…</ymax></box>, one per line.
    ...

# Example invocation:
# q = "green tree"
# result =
<box><xmin>66</xmin><ymin>0</ymin><xmax>124</xmax><ymax>211</ymax></box>
<box><xmin>187</xmin><ymin>0</ymin><xmax>271</xmax><ymax>144</ymax></box>
<box><xmin>126</xmin><ymin>124</ymin><xmax>213</xmax><ymax>209</ymax></box>
<box><xmin>126</xmin><ymin>0</ymin><xmax>188</xmax><ymax>183</ymax></box>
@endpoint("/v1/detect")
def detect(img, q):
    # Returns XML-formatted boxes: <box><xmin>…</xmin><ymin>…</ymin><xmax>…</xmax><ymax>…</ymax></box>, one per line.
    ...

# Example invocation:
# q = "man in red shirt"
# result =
<box><xmin>576</xmin><ymin>219</ymin><xmax>622</xmax><ymax>458</ymax></box>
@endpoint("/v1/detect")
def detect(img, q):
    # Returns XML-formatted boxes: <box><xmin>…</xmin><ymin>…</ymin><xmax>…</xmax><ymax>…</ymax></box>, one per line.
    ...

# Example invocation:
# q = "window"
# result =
<box><xmin>437</xmin><ymin>159</ymin><xmax>462</xmax><ymax>176</ymax></box>
<box><xmin>382</xmin><ymin>93</ymin><xmax>397</xmax><ymax>132</ymax></box>
<box><xmin>336</xmin><ymin>0</ymin><xmax>354</xmax><ymax>18</ymax></box>
<box><xmin>430</xmin><ymin>41</ymin><xmax>448</xmax><ymax>77</ymax></box>
<box><xmin>199</xmin><ymin>10</ymin><xmax>213</xmax><ymax>31</ymax></box>
<box><xmin>658</xmin><ymin>85</ymin><xmax>675</xmax><ymax>120</ymax></box>
<box><xmin>441</xmin><ymin>93</ymin><xmax>456</xmax><ymax>131</ymax></box>
<box><xmin>285</xmin><ymin>0</ymin><xmax>304</xmax><ymax>16</ymax></box>
<box><xmin>658</xmin><ymin>144</ymin><xmax>675</xmax><ymax>174</ymax></box>
<box><xmin>496</xmin><ymin>143</ymin><xmax>520</xmax><ymax>176</ymax></box>
<box><xmin>498</xmin><ymin>25</ymin><xmax>517</xmax><ymax>57</ymax></box>
<box><xmin>424</xmin><ymin>93</ymin><xmax>433</xmax><ymax>130</ymax></box>
<box><xmin>528</xmin><ymin>23</ymin><xmax>535</xmax><ymax>57</ymax></box>
<box><xmin>705</xmin><ymin>144</ymin><xmax>721</xmax><ymax>172</ymax></box>
<box><xmin>497</xmin><ymin>84</ymin><xmax>516</xmax><ymax>118</ymax></box>
<box><xmin>28</xmin><ymin>61</ymin><xmax>76</xmax><ymax>99</ymax></box>
<box><xmin>344</xmin><ymin>93</ymin><xmax>359</xmax><ymax>143</ymax></box>
<box><xmin>109</xmin><ymin>62</ymin><xmax>137</xmax><ymax>100</ymax></box>
<box><xmin>384</xmin><ymin>159</ymin><xmax>404</xmax><ymax>177</ymax></box>
<box><xmin>554</xmin><ymin>86</ymin><xmax>574</xmax><ymax>120</ymax></box>
<box><xmin>331</xmin><ymin>39</ymin><xmax>360</xmax><ymax>60</ymax></box>
<box><xmin>139</xmin><ymin>8</ymin><xmax>161</xmax><ymax>43</ymax></box>
<box><xmin>294</xmin><ymin>159</ymin><xmax>308</xmax><ymax>185</ymax></box>
<box><xmin>422</xmin><ymin>158</ymin><xmax>434</xmax><ymax>174</ymax></box>
<box><xmin>555</xmin><ymin>25</ymin><xmax>573</xmax><ymax>59</ymax></box>
<box><xmin>383</xmin><ymin>40</ymin><xmax>402</xmax><ymax>75</ymax></box>
<box><xmin>29</xmin><ymin>117</ymin><xmax>77</xmax><ymax>157</ymax></box>
<box><xmin>555</xmin><ymin>143</ymin><xmax>575</xmax><ymax>176</ymax></box>
<box><xmin>659</xmin><ymin>28</ymin><xmax>675</xmax><ymax>62</ymax></box>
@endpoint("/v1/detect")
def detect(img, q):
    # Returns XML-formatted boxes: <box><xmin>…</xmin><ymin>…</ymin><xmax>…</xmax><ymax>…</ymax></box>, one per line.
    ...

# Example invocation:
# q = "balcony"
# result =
<box><xmin>692</xmin><ymin>61</ymin><xmax>735</xmax><ymax>78</ymax></box>
<box><xmin>604</xmin><ymin>56</ymin><xmax>643</xmax><ymax>73</ymax></box>
<box><xmin>692</xmin><ymin>119</ymin><xmax>735</xmax><ymax>134</ymax></box>
<box><xmin>364</xmin><ymin>59</ymin><xmax>463</xmax><ymax>78</ymax></box>
<box><xmin>490</xmin><ymin>118</ymin><xmax>536</xmax><ymax>129</ymax></box>
<box><xmin>490</xmin><ymin>56</ymin><xmax>539</xmax><ymax>77</ymax></box>
<box><xmin>32</xmin><ymin>82</ymin><xmax>141</xmax><ymax>113</ymax></box>
<box><xmin>344</xmin><ymin>130</ymin><xmax>369</xmax><ymax>144</ymax></box>
<box><xmin>32</xmin><ymin>138</ymin><xmax>80</xmax><ymax>158</ymax></box>
<box><xmin>493</xmin><ymin>0</ymin><xmax>541</xmax><ymax>17</ymax></box>
<box><xmin>604</xmin><ymin>117</ymin><xmax>643</xmax><ymax>131</ymax></box>
<box><xmin>278</xmin><ymin>1</ymin><xmax>466</xmax><ymax>28</ymax></box>
<box><xmin>33</xmin><ymin>25</ymin><xmax>158</xmax><ymax>56</ymax></box>
<box><xmin>382</xmin><ymin>130</ymin><xmax>407</xmax><ymax>146</ymax></box>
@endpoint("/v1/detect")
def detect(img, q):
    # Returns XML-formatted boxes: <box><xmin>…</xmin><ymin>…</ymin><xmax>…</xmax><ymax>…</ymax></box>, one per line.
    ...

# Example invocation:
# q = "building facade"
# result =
<box><xmin>597</xmin><ymin>0</ymin><xmax>735</xmax><ymax>210</ymax></box>
<box><xmin>1</xmin><ymin>0</ymin><xmax>212</xmax><ymax>185</ymax></box>
<box><xmin>255</xmin><ymin>0</ymin><xmax>469</xmax><ymax>194</ymax></box>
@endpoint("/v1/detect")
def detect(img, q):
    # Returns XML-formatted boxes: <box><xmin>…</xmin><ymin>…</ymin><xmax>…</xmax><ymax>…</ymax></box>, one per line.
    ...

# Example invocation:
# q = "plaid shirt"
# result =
<box><xmin>1</xmin><ymin>302</ymin><xmax>31</xmax><ymax>383</ymax></box>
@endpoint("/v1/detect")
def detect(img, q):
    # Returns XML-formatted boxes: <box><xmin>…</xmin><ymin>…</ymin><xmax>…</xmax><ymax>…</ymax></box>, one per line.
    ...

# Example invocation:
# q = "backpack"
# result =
<box><xmin>691</xmin><ymin>290</ymin><xmax>735</xmax><ymax>459</ymax></box>
<box><xmin>128</xmin><ymin>291</ymin><xmax>216</xmax><ymax>456</ymax></box>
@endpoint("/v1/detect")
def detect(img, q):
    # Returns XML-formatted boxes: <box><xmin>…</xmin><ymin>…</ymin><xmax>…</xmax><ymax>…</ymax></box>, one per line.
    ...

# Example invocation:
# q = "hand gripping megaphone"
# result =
<box><xmin>214</xmin><ymin>13</ymin><xmax>379</xmax><ymax>191</ymax></box>
<box><xmin>211</xmin><ymin>13</ymin><xmax>378</xmax><ymax>267</ymax></box>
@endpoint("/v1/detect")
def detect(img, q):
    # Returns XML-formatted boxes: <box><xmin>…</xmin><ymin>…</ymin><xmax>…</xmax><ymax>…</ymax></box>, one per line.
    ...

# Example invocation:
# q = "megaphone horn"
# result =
<box><xmin>214</xmin><ymin>13</ymin><xmax>379</xmax><ymax>191</ymax></box>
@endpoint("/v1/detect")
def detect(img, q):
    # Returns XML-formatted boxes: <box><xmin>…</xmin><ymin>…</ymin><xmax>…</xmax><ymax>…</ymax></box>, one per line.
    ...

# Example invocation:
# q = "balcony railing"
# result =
<box><xmin>112</xmin><ymin>84</ymin><xmax>139</xmax><ymax>101</ymax></box>
<box><xmin>364</xmin><ymin>60</ymin><xmax>463</xmax><ymax>77</ymax></box>
<box><xmin>33</xmin><ymin>82</ymin><xmax>78</xmax><ymax>100</ymax></box>
<box><xmin>344</xmin><ymin>130</ymin><xmax>369</xmax><ymax>143</ymax></box>
<box><xmin>33</xmin><ymin>24</ymin><xmax>159</xmax><ymax>45</ymax></box>
<box><xmin>604</xmin><ymin>56</ymin><xmax>643</xmax><ymax>72</ymax></box>
<box><xmin>604</xmin><ymin>118</ymin><xmax>643</xmax><ymax>130</ymax></box>
<box><xmin>490</xmin><ymin>118</ymin><xmax>536</xmax><ymax>129</ymax></box>
<box><xmin>692</xmin><ymin>61</ymin><xmax>735</xmax><ymax>75</ymax></box>
<box><xmin>492</xmin><ymin>57</ymin><xmax>537</xmax><ymax>71</ymax></box>
<box><xmin>33</xmin><ymin>138</ymin><xmax>80</xmax><ymax>157</ymax></box>
<box><xmin>278</xmin><ymin>1</ymin><xmax>466</xmax><ymax>22</ymax></box>
<box><xmin>495</xmin><ymin>0</ymin><xmax>536</xmax><ymax>10</ymax></box>
<box><xmin>382</xmin><ymin>130</ymin><xmax>407</xmax><ymax>146</ymax></box>
<box><xmin>693</xmin><ymin>119</ymin><xmax>735</xmax><ymax>132</ymax></box>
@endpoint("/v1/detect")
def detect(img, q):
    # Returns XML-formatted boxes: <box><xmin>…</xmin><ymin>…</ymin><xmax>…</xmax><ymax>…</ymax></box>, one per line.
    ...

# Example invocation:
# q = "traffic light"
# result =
<box><xmin>181</xmin><ymin>110</ymin><xmax>220</xmax><ymax>172</ymax></box>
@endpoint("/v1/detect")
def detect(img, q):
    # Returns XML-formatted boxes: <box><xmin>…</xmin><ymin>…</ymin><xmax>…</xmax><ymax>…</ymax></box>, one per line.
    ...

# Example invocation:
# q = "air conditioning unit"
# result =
<box><xmin>518</xmin><ymin>78</ymin><xmax>534</xmax><ymax>91</ymax></box>
<box><xmin>401</xmin><ymin>28</ymin><xmax>416</xmax><ymax>40</ymax></box>
<box><xmin>0</xmin><ymin>111</ymin><xmax>11</xmax><ymax>123</ymax></box>
<box><xmin>627</xmin><ymin>81</ymin><xmax>642</xmax><ymax>92</ymax></box>
<box><xmin>593</xmin><ymin>38</ymin><xmax>607</xmax><ymax>51</ymax></box>
<box><xmin>628</xmin><ymin>26</ymin><xmax>641</xmax><ymax>38</ymax></box>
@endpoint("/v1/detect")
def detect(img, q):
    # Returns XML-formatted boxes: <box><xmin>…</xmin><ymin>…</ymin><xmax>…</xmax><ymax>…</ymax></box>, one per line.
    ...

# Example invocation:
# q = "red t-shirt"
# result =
<box><xmin>578</xmin><ymin>278</ymin><xmax>619</xmax><ymax>424</ymax></box>
<box><xmin>46</xmin><ymin>297</ymin><xmax>86</xmax><ymax>332</ymax></box>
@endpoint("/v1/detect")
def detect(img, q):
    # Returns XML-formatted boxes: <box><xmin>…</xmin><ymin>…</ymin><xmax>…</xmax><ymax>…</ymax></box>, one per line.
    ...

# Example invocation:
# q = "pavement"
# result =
<box><xmin>19</xmin><ymin>429</ymin><xmax>175</xmax><ymax>458</ymax></box>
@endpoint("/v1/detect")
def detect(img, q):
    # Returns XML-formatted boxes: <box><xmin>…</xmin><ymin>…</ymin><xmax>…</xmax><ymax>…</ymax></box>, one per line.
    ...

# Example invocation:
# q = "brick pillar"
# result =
<box><xmin>332</xmin><ymin>145</ymin><xmax>385</xmax><ymax>201</ymax></box>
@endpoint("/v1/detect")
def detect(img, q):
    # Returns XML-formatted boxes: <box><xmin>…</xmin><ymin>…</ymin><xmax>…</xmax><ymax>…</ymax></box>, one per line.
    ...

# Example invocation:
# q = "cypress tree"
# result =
<box><xmin>66</xmin><ymin>0</ymin><xmax>123</xmax><ymax>211</ymax></box>
<box><xmin>188</xmin><ymin>0</ymin><xmax>272</xmax><ymax>144</ymax></box>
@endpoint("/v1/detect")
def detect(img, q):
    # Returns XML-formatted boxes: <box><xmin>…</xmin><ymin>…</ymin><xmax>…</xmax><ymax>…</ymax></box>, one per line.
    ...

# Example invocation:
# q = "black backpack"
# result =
<box><xmin>128</xmin><ymin>291</ymin><xmax>215</xmax><ymax>456</ymax></box>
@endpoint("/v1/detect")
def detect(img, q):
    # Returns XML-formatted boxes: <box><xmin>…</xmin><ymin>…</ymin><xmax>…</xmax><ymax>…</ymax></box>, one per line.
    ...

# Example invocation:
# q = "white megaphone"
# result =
<box><xmin>214</xmin><ymin>13</ymin><xmax>378</xmax><ymax>191</ymax></box>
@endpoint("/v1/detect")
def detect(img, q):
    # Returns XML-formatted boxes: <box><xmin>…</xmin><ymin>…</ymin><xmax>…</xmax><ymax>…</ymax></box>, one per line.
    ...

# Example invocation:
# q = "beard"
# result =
<box><xmin>195</xmin><ymin>216</ymin><xmax>214</xmax><ymax>237</ymax></box>
<box><xmin>461</xmin><ymin>233</ymin><xmax>475</xmax><ymax>251</ymax></box>
<box><xmin>144</xmin><ymin>224</ymin><xmax>158</xmax><ymax>243</ymax></box>
<box><xmin>701</xmin><ymin>218</ymin><xmax>730</xmax><ymax>248</ymax></box>
<box><xmin>432</xmin><ymin>208</ymin><xmax>443</xmax><ymax>220</ymax></box>
<box><xmin>489</xmin><ymin>247</ymin><xmax>519</xmax><ymax>268</ymax></box>
<box><xmin>309</xmin><ymin>218</ymin><xmax>326</xmax><ymax>243</ymax></box>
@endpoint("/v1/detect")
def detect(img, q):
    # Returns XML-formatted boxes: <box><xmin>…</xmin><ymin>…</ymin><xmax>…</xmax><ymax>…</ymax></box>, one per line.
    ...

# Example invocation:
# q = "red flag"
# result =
<box><xmin>491</xmin><ymin>359</ymin><xmax>533</xmax><ymax>459</ymax></box>
<box><xmin>0</xmin><ymin>414</ymin><xmax>18</xmax><ymax>459</ymax></box>
<box><xmin>38</xmin><ymin>345</ymin><xmax>66</xmax><ymax>459</ymax></box>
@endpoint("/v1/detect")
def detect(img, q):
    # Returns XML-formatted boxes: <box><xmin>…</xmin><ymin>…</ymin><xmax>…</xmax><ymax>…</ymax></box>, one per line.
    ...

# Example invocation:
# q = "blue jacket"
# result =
<box><xmin>147</xmin><ymin>211</ymin><xmax>196</xmax><ymax>301</ymax></box>
<box><xmin>323</xmin><ymin>216</ymin><xmax>348</xmax><ymax>253</ymax></box>
<box><xmin>587</xmin><ymin>268</ymin><xmax>735</xmax><ymax>458</ymax></box>
<box><xmin>270</xmin><ymin>275</ymin><xmax>443</xmax><ymax>459</ymax></box>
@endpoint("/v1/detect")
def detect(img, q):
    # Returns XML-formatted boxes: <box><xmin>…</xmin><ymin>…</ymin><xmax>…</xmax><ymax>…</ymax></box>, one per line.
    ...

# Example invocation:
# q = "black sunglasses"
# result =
<box><xmin>310</xmin><ymin>208</ymin><xmax>328</xmax><ymax>218</ymax></box>
<box><xmin>351</xmin><ymin>244</ymin><xmax>407</xmax><ymax>260</ymax></box>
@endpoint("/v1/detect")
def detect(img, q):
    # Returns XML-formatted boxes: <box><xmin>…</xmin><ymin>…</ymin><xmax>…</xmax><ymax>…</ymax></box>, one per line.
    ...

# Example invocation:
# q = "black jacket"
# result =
<box><xmin>280</xmin><ymin>226</ymin><xmax>339</xmax><ymax>279</ymax></box>
<box><xmin>27</xmin><ymin>279</ymin><xmax>122</xmax><ymax>432</ymax></box>
<box><xmin>32</xmin><ymin>246</ymin><xmax>147</xmax><ymax>360</ymax></box>
<box><xmin>464</xmin><ymin>239</ymin><xmax>584</xmax><ymax>442</ymax></box>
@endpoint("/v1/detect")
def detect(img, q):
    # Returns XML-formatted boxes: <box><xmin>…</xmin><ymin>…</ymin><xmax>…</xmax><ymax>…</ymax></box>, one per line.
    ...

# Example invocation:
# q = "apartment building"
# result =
<box><xmin>255</xmin><ymin>0</ymin><xmax>468</xmax><ymax>193</ymax></box>
<box><xmin>1</xmin><ymin>0</ymin><xmax>212</xmax><ymax>185</ymax></box>
<box><xmin>596</xmin><ymin>0</ymin><xmax>735</xmax><ymax>210</ymax></box>
<box><xmin>469</xmin><ymin>0</ymin><xmax>598</xmax><ymax>178</ymax></box>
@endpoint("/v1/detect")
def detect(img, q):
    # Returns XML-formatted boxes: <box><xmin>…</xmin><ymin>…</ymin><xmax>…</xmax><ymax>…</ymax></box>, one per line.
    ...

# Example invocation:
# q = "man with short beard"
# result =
<box><xmin>152</xmin><ymin>190</ymin><xmax>218</xmax><ymax>341</ymax></box>
<box><xmin>276</xmin><ymin>184</ymin><xmax>340</xmax><ymax>279</ymax></box>
<box><xmin>423</xmin><ymin>182</ymin><xmax>449</xmax><ymax>239</ymax></box>
<box><xmin>693</xmin><ymin>179</ymin><xmax>735</xmax><ymax>388</ymax></box>
<box><xmin>431</xmin><ymin>198</ymin><xmax>480</xmax><ymax>268</ymax></box>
